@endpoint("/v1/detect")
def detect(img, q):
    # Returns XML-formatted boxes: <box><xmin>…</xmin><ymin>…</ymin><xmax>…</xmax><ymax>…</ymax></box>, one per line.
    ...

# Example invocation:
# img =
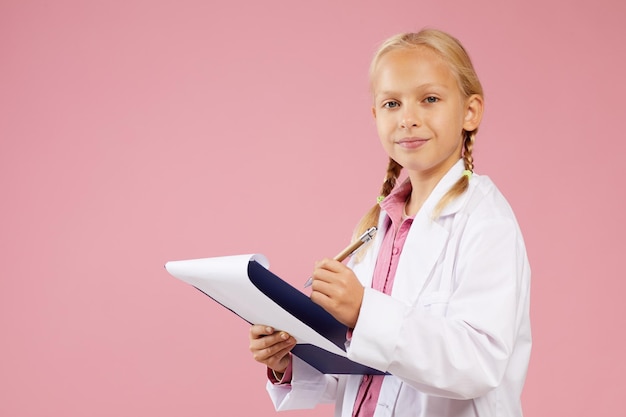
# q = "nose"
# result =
<box><xmin>400</xmin><ymin>105</ymin><xmax>421</xmax><ymax>129</ymax></box>
<box><xmin>400</xmin><ymin>118</ymin><xmax>418</xmax><ymax>129</ymax></box>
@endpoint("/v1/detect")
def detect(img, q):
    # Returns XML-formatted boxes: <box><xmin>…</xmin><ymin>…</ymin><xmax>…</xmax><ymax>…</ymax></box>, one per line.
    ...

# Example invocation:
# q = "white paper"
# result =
<box><xmin>165</xmin><ymin>254</ymin><xmax>347</xmax><ymax>357</ymax></box>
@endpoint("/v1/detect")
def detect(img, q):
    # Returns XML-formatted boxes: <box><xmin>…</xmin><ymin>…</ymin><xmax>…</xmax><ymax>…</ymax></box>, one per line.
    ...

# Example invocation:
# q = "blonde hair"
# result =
<box><xmin>354</xmin><ymin>28</ymin><xmax>484</xmax><ymax>244</ymax></box>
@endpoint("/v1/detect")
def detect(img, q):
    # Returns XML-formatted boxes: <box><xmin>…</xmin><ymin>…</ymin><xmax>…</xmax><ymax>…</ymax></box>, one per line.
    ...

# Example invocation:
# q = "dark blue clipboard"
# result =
<box><xmin>193</xmin><ymin>260</ymin><xmax>385</xmax><ymax>375</ymax></box>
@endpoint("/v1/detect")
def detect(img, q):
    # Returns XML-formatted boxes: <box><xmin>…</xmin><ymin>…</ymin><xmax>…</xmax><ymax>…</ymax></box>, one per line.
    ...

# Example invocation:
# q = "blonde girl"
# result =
<box><xmin>249</xmin><ymin>28</ymin><xmax>531</xmax><ymax>417</ymax></box>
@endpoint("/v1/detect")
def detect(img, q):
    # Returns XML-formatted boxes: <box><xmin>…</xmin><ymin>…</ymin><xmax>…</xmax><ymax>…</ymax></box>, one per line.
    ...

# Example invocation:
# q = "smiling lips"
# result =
<box><xmin>396</xmin><ymin>137</ymin><xmax>429</xmax><ymax>149</ymax></box>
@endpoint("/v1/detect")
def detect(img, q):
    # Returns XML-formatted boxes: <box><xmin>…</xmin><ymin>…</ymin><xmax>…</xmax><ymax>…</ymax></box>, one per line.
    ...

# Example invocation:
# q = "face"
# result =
<box><xmin>371</xmin><ymin>46</ymin><xmax>482</xmax><ymax>181</ymax></box>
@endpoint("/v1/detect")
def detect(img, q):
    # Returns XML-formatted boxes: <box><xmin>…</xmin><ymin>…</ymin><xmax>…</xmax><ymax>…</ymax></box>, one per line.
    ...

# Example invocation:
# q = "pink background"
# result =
<box><xmin>1</xmin><ymin>0</ymin><xmax>624</xmax><ymax>416</ymax></box>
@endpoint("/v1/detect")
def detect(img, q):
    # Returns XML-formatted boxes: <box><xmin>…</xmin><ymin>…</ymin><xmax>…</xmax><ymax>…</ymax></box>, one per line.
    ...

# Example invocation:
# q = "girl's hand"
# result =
<box><xmin>309</xmin><ymin>259</ymin><xmax>364</xmax><ymax>328</ymax></box>
<box><xmin>249</xmin><ymin>325</ymin><xmax>296</xmax><ymax>374</ymax></box>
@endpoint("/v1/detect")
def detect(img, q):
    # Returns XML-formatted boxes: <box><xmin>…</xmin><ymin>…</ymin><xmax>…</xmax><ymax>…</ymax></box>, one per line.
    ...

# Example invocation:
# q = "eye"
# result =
<box><xmin>383</xmin><ymin>100</ymin><xmax>400</xmax><ymax>109</ymax></box>
<box><xmin>424</xmin><ymin>96</ymin><xmax>439</xmax><ymax>104</ymax></box>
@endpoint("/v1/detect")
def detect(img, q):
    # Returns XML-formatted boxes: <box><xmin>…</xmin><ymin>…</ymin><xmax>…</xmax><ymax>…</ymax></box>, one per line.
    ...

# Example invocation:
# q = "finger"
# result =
<box><xmin>267</xmin><ymin>348</ymin><xmax>293</xmax><ymax>373</ymax></box>
<box><xmin>312</xmin><ymin>267</ymin><xmax>356</xmax><ymax>295</ymax></box>
<box><xmin>249</xmin><ymin>325</ymin><xmax>274</xmax><ymax>339</ymax></box>
<box><xmin>315</xmin><ymin>258</ymin><xmax>345</xmax><ymax>272</ymax></box>
<box><xmin>310</xmin><ymin>287</ymin><xmax>333</xmax><ymax>310</ymax></box>
<box><xmin>251</xmin><ymin>335</ymin><xmax>296</xmax><ymax>362</ymax></box>
<box><xmin>310</xmin><ymin>277</ymin><xmax>336</xmax><ymax>299</ymax></box>
<box><xmin>312</xmin><ymin>265</ymin><xmax>344</xmax><ymax>285</ymax></box>
<box><xmin>271</xmin><ymin>344</ymin><xmax>296</xmax><ymax>363</ymax></box>
<box><xmin>249</xmin><ymin>331</ymin><xmax>293</xmax><ymax>352</ymax></box>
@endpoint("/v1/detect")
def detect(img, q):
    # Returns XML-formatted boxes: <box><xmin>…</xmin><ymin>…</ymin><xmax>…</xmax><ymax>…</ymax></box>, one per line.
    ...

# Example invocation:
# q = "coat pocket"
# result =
<box><xmin>419</xmin><ymin>291</ymin><xmax>451</xmax><ymax>317</ymax></box>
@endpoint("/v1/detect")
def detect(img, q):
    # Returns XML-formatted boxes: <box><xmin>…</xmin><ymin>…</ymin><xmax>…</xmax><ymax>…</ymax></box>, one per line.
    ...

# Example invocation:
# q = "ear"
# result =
<box><xmin>462</xmin><ymin>94</ymin><xmax>484</xmax><ymax>132</ymax></box>
<box><xmin>371</xmin><ymin>106</ymin><xmax>377</xmax><ymax>120</ymax></box>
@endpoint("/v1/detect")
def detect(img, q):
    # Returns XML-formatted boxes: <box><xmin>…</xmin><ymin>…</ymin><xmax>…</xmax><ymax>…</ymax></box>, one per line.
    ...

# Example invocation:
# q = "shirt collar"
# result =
<box><xmin>379</xmin><ymin>178</ymin><xmax>412</xmax><ymax>227</ymax></box>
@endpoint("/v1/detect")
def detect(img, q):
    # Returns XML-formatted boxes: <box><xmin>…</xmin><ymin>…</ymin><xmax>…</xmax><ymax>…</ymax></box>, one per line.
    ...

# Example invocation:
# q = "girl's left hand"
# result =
<box><xmin>309</xmin><ymin>259</ymin><xmax>364</xmax><ymax>328</ymax></box>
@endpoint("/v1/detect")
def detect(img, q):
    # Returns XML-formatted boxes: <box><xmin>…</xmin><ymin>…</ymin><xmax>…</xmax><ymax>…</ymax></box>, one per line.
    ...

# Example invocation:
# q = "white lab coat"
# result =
<box><xmin>267</xmin><ymin>160</ymin><xmax>532</xmax><ymax>417</ymax></box>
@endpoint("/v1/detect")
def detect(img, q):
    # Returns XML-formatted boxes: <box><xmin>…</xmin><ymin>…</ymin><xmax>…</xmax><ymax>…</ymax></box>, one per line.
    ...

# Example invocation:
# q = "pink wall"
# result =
<box><xmin>1</xmin><ymin>0</ymin><xmax>624</xmax><ymax>416</ymax></box>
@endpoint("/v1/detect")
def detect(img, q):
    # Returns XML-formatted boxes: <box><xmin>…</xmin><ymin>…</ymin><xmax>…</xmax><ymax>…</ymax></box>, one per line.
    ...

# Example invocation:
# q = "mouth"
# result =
<box><xmin>396</xmin><ymin>137</ymin><xmax>428</xmax><ymax>149</ymax></box>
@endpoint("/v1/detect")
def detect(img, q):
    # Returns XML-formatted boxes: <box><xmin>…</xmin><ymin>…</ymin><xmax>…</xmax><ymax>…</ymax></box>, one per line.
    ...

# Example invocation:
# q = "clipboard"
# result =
<box><xmin>165</xmin><ymin>254</ymin><xmax>385</xmax><ymax>375</ymax></box>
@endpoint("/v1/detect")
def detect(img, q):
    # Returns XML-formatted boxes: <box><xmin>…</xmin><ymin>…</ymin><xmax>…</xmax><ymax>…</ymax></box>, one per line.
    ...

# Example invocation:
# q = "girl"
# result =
<box><xmin>249</xmin><ymin>28</ymin><xmax>531</xmax><ymax>417</ymax></box>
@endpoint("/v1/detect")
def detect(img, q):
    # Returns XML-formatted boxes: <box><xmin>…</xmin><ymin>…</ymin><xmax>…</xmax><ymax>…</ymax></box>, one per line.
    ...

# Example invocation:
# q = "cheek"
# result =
<box><xmin>376</xmin><ymin>123</ymin><xmax>386</xmax><ymax>139</ymax></box>
<box><xmin>375</xmin><ymin>123</ymin><xmax>392</xmax><ymax>149</ymax></box>
<box><xmin>434</xmin><ymin>112</ymin><xmax>464</xmax><ymax>137</ymax></box>
<box><xmin>377</xmin><ymin>127</ymin><xmax>395</xmax><ymax>152</ymax></box>
<box><xmin>375</xmin><ymin>115</ymin><xmax>394</xmax><ymax>138</ymax></box>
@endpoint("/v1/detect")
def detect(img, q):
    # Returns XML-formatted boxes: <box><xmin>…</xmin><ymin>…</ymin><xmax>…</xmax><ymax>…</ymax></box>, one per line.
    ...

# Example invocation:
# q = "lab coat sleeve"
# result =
<box><xmin>347</xmin><ymin>213</ymin><xmax>530</xmax><ymax>400</ymax></box>
<box><xmin>266</xmin><ymin>354</ymin><xmax>339</xmax><ymax>410</ymax></box>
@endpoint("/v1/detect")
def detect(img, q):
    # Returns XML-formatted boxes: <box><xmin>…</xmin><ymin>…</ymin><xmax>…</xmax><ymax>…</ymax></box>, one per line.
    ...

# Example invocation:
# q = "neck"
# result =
<box><xmin>404</xmin><ymin>158</ymin><xmax>462</xmax><ymax>216</ymax></box>
<box><xmin>404</xmin><ymin>175</ymin><xmax>438</xmax><ymax>217</ymax></box>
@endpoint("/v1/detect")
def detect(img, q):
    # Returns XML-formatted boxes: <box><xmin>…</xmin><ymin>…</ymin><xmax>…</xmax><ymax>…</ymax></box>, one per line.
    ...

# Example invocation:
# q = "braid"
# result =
<box><xmin>352</xmin><ymin>158</ymin><xmax>402</xmax><ymax>262</ymax></box>
<box><xmin>380</xmin><ymin>158</ymin><xmax>403</xmax><ymax>197</ymax></box>
<box><xmin>432</xmin><ymin>130</ymin><xmax>475</xmax><ymax>218</ymax></box>
<box><xmin>463</xmin><ymin>130</ymin><xmax>475</xmax><ymax>172</ymax></box>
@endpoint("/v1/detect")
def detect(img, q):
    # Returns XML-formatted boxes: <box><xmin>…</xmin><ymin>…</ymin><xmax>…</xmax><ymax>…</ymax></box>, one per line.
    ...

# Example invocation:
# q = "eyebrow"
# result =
<box><xmin>375</xmin><ymin>83</ymin><xmax>448</xmax><ymax>98</ymax></box>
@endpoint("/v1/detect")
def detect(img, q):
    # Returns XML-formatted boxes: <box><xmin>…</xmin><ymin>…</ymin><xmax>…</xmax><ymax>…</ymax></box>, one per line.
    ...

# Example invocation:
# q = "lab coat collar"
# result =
<box><xmin>420</xmin><ymin>159</ymin><xmax>470</xmax><ymax>219</ymax></box>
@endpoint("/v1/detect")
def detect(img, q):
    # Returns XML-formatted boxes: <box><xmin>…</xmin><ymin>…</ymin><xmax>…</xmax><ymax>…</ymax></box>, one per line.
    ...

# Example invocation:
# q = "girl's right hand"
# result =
<box><xmin>249</xmin><ymin>325</ymin><xmax>296</xmax><ymax>374</ymax></box>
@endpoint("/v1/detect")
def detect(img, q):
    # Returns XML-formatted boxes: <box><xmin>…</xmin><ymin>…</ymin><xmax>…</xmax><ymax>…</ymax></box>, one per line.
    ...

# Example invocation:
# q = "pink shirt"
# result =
<box><xmin>352</xmin><ymin>180</ymin><xmax>413</xmax><ymax>417</ymax></box>
<box><xmin>271</xmin><ymin>180</ymin><xmax>414</xmax><ymax>417</ymax></box>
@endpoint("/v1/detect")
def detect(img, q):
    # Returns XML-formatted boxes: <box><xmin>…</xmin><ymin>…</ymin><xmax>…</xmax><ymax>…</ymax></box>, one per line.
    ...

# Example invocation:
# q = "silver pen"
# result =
<box><xmin>304</xmin><ymin>226</ymin><xmax>377</xmax><ymax>288</ymax></box>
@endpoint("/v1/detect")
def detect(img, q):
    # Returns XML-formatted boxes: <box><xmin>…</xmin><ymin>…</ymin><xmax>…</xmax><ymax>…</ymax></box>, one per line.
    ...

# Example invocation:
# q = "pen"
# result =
<box><xmin>304</xmin><ymin>226</ymin><xmax>377</xmax><ymax>288</ymax></box>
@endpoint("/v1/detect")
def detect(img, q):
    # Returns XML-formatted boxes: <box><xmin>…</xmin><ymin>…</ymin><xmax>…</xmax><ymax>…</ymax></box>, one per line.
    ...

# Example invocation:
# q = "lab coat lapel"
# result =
<box><xmin>391</xmin><ymin>160</ymin><xmax>468</xmax><ymax>303</ymax></box>
<box><xmin>391</xmin><ymin>211</ymin><xmax>449</xmax><ymax>303</ymax></box>
<box><xmin>376</xmin><ymin>377</ymin><xmax>403</xmax><ymax>417</ymax></box>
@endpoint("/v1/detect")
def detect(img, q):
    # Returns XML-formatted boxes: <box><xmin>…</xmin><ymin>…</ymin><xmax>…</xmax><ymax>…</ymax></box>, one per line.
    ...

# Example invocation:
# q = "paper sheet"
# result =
<box><xmin>165</xmin><ymin>254</ymin><xmax>347</xmax><ymax>357</ymax></box>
